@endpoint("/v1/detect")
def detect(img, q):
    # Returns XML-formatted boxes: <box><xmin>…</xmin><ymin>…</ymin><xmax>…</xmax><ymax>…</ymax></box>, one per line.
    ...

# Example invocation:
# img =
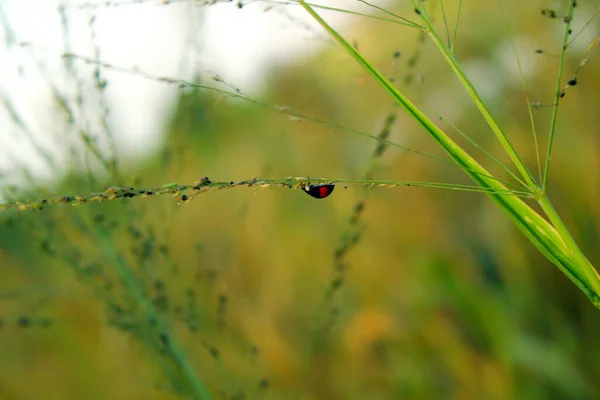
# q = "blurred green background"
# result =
<box><xmin>1</xmin><ymin>0</ymin><xmax>600</xmax><ymax>399</ymax></box>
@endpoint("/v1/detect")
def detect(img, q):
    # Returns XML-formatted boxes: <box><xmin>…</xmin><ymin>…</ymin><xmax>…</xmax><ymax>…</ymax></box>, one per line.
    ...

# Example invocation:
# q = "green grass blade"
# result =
<box><xmin>411</xmin><ymin>1</ymin><xmax>538</xmax><ymax>188</ymax></box>
<box><xmin>297</xmin><ymin>0</ymin><xmax>600</xmax><ymax>308</ymax></box>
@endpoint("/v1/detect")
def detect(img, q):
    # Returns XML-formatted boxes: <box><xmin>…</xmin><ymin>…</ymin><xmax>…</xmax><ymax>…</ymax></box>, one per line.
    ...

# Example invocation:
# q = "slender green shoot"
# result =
<box><xmin>0</xmin><ymin>178</ymin><xmax>534</xmax><ymax>213</ymax></box>
<box><xmin>433</xmin><ymin>111</ymin><xmax>527</xmax><ymax>188</ymax></box>
<box><xmin>451</xmin><ymin>0</ymin><xmax>463</xmax><ymax>53</ymax></box>
<box><xmin>567</xmin><ymin>7</ymin><xmax>600</xmax><ymax>48</ymax></box>
<box><xmin>411</xmin><ymin>0</ymin><xmax>539</xmax><ymax>189</ymax></box>
<box><xmin>353</xmin><ymin>0</ymin><xmax>425</xmax><ymax>29</ymax></box>
<box><xmin>273</xmin><ymin>0</ymin><xmax>425</xmax><ymax>29</ymax></box>
<box><xmin>543</xmin><ymin>0</ymin><xmax>576</xmax><ymax>189</ymax></box>
<box><xmin>437</xmin><ymin>0</ymin><xmax>452</xmax><ymax>49</ymax></box>
<box><xmin>497</xmin><ymin>0</ymin><xmax>543</xmax><ymax>184</ymax></box>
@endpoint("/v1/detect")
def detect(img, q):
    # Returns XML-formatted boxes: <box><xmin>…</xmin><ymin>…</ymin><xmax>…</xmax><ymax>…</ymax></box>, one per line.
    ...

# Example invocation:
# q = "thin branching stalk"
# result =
<box><xmin>0</xmin><ymin>178</ymin><xmax>533</xmax><ymax>212</ymax></box>
<box><xmin>450</xmin><ymin>0</ymin><xmax>463</xmax><ymax>53</ymax></box>
<box><xmin>497</xmin><ymin>1</ymin><xmax>543</xmax><ymax>184</ymax></box>
<box><xmin>94</xmin><ymin>228</ymin><xmax>213</xmax><ymax>400</ymax></box>
<box><xmin>411</xmin><ymin>1</ymin><xmax>539</xmax><ymax>188</ymax></box>
<box><xmin>16</xmin><ymin>43</ymin><xmax>531</xmax><ymax>190</ymax></box>
<box><xmin>543</xmin><ymin>1</ymin><xmax>576</xmax><ymax>189</ymax></box>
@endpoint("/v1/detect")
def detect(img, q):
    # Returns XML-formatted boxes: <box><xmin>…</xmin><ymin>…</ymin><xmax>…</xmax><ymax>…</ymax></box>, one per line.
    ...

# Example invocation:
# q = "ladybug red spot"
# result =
<box><xmin>304</xmin><ymin>184</ymin><xmax>335</xmax><ymax>199</ymax></box>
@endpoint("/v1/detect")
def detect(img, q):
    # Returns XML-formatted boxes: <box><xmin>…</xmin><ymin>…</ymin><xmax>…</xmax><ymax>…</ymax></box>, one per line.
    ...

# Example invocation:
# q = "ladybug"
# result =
<box><xmin>304</xmin><ymin>184</ymin><xmax>335</xmax><ymax>199</ymax></box>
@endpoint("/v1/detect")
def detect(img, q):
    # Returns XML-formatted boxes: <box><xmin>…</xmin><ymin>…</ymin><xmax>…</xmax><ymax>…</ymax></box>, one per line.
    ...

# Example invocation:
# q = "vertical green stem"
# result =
<box><xmin>543</xmin><ymin>0</ymin><xmax>576</xmax><ymax>189</ymax></box>
<box><xmin>417</xmin><ymin>10</ymin><xmax>538</xmax><ymax>189</ymax></box>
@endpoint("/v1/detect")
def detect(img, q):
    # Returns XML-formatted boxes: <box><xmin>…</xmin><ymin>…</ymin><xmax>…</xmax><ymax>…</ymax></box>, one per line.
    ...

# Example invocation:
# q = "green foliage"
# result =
<box><xmin>1</xmin><ymin>0</ymin><xmax>600</xmax><ymax>399</ymax></box>
<box><xmin>299</xmin><ymin>0</ymin><xmax>600</xmax><ymax>308</ymax></box>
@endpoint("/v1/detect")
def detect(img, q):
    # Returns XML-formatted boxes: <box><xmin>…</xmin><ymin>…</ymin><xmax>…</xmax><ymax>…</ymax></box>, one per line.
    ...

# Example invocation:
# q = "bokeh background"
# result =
<box><xmin>1</xmin><ymin>0</ymin><xmax>600</xmax><ymax>399</ymax></box>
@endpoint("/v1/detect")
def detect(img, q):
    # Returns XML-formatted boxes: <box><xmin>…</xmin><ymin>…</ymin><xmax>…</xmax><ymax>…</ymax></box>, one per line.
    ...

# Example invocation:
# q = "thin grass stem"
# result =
<box><xmin>0</xmin><ymin>178</ymin><xmax>534</xmax><ymax>213</ymax></box>
<box><xmin>17</xmin><ymin>43</ymin><xmax>528</xmax><ymax>191</ymax></box>
<box><xmin>352</xmin><ymin>0</ymin><xmax>425</xmax><ymax>29</ymax></box>
<box><xmin>433</xmin><ymin>112</ymin><xmax>528</xmax><ymax>188</ymax></box>
<box><xmin>567</xmin><ymin>7</ymin><xmax>600</xmax><ymax>48</ymax></box>
<box><xmin>497</xmin><ymin>1</ymin><xmax>543</xmax><ymax>184</ymax></box>
<box><xmin>411</xmin><ymin>0</ymin><xmax>538</xmax><ymax>190</ymax></box>
<box><xmin>450</xmin><ymin>0</ymin><xmax>463</xmax><ymax>53</ymax></box>
<box><xmin>437</xmin><ymin>0</ymin><xmax>452</xmax><ymax>49</ymax></box>
<box><xmin>543</xmin><ymin>0</ymin><xmax>576</xmax><ymax>189</ymax></box>
<box><xmin>259</xmin><ymin>0</ymin><xmax>425</xmax><ymax>29</ymax></box>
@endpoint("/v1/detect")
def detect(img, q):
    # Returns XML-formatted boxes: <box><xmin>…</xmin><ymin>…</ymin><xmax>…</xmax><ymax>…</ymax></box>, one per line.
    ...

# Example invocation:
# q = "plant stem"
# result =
<box><xmin>415</xmin><ymin>4</ymin><xmax>539</xmax><ymax>189</ymax></box>
<box><xmin>543</xmin><ymin>0</ymin><xmax>576</xmax><ymax>189</ymax></box>
<box><xmin>97</xmin><ymin>230</ymin><xmax>213</xmax><ymax>400</ymax></box>
<box><xmin>537</xmin><ymin>195</ymin><xmax>600</xmax><ymax>300</ymax></box>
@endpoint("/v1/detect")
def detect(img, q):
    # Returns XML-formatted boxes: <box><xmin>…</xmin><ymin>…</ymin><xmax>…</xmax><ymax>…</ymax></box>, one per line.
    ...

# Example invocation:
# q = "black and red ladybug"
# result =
<box><xmin>304</xmin><ymin>184</ymin><xmax>335</xmax><ymax>199</ymax></box>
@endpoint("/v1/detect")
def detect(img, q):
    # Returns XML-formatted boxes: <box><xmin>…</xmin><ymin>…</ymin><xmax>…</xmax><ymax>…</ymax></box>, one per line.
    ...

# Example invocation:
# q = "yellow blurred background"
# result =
<box><xmin>1</xmin><ymin>1</ymin><xmax>600</xmax><ymax>399</ymax></box>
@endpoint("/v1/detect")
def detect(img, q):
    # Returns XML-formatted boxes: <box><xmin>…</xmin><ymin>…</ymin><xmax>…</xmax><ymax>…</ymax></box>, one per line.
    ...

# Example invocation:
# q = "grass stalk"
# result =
<box><xmin>297</xmin><ymin>0</ymin><xmax>600</xmax><ymax>308</ymax></box>
<box><xmin>95</xmin><ymin>228</ymin><xmax>213</xmax><ymax>399</ymax></box>
<box><xmin>412</xmin><ymin>2</ymin><xmax>539</xmax><ymax>188</ymax></box>
<box><xmin>543</xmin><ymin>0</ymin><xmax>576</xmax><ymax>189</ymax></box>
